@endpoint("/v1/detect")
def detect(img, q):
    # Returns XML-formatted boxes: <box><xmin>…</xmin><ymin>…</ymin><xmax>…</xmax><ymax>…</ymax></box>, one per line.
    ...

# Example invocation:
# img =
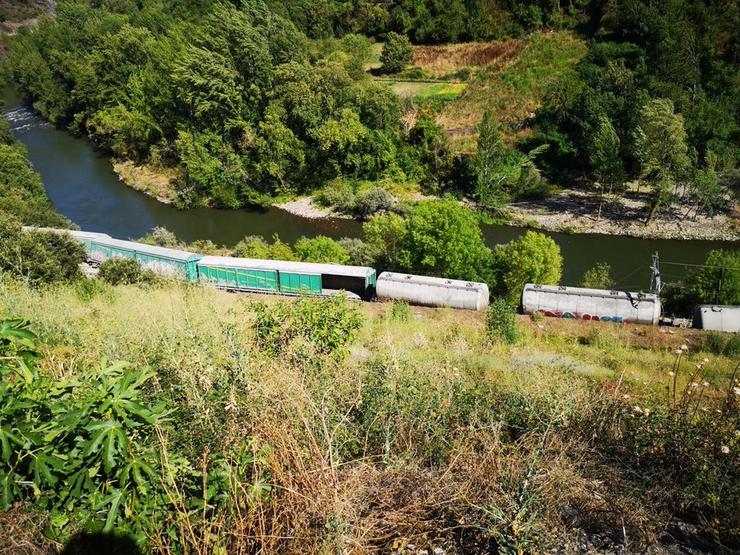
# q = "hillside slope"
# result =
<box><xmin>1</xmin><ymin>277</ymin><xmax>737</xmax><ymax>553</ymax></box>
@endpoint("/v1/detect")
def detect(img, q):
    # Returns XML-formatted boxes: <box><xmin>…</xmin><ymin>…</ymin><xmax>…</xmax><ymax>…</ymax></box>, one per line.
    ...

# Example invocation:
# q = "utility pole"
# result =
<box><xmin>650</xmin><ymin>252</ymin><xmax>662</xmax><ymax>295</ymax></box>
<box><xmin>716</xmin><ymin>266</ymin><xmax>725</xmax><ymax>304</ymax></box>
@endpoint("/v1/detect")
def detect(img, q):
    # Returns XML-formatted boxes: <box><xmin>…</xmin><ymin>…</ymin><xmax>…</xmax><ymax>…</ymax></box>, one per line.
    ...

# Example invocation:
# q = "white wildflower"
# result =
<box><xmin>668</xmin><ymin>371</ymin><xmax>675</xmax><ymax>377</ymax></box>
<box><xmin>681</xmin><ymin>344</ymin><xmax>689</xmax><ymax>351</ymax></box>
<box><xmin>721</xmin><ymin>445</ymin><xmax>730</xmax><ymax>454</ymax></box>
<box><xmin>633</xmin><ymin>406</ymin><xmax>644</xmax><ymax>415</ymax></box>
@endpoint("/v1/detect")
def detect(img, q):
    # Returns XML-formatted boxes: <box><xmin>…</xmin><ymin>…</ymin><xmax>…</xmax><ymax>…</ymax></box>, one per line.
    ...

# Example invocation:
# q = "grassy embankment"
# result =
<box><xmin>384</xmin><ymin>32</ymin><xmax>587</xmax><ymax>153</ymax></box>
<box><xmin>0</xmin><ymin>276</ymin><xmax>737</xmax><ymax>553</ymax></box>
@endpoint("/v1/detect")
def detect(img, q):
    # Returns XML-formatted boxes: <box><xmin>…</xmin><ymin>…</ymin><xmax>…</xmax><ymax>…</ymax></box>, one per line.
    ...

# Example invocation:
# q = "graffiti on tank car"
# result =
<box><xmin>535</xmin><ymin>310</ymin><xmax>627</xmax><ymax>324</ymax></box>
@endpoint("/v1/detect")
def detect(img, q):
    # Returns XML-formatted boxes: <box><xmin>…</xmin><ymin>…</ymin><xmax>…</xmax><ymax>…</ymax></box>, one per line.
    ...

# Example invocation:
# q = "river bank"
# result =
<box><xmin>274</xmin><ymin>188</ymin><xmax>739</xmax><ymax>242</ymax></box>
<box><xmin>506</xmin><ymin>189</ymin><xmax>739</xmax><ymax>241</ymax></box>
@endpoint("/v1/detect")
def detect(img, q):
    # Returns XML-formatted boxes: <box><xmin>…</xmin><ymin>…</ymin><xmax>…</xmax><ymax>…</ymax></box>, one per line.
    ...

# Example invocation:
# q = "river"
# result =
<box><xmin>2</xmin><ymin>88</ymin><xmax>737</xmax><ymax>289</ymax></box>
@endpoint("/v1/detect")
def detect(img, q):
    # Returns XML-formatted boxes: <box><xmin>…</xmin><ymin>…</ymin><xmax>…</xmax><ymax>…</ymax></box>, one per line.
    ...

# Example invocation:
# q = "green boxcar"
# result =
<box><xmin>198</xmin><ymin>265</ymin><xmax>280</xmax><ymax>292</ymax></box>
<box><xmin>278</xmin><ymin>272</ymin><xmax>322</xmax><ymax>295</ymax></box>
<box><xmin>87</xmin><ymin>237</ymin><xmax>201</xmax><ymax>281</ymax></box>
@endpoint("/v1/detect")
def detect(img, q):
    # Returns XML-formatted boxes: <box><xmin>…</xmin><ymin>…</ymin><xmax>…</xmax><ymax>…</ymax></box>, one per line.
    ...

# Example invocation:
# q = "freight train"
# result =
<box><xmin>22</xmin><ymin>227</ymin><xmax>739</xmax><ymax>331</ymax></box>
<box><xmin>26</xmin><ymin>227</ymin><xmax>487</xmax><ymax>310</ymax></box>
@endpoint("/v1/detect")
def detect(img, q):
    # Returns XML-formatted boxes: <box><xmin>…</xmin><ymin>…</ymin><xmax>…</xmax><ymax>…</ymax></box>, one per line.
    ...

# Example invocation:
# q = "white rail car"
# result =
<box><xmin>376</xmin><ymin>272</ymin><xmax>489</xmax><ymax>311</ymax></box>
<box><xmin>693</xmin><ymin>305</ymin><xmax>740</xmax><ymax>333</ymax></box>
<box><xmin>522</xmin><ymin>283</ymin><xmax>661</xmax><ymax>325</ymax></box>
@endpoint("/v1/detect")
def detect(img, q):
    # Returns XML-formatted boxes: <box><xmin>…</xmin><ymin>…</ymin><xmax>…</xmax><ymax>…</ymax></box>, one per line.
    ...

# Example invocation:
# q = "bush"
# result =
<box><xmin>381</xmin><ymin>32</ymin><xmax>413</xmax><ymax>73</ymax></box>
<box><xmin>251</xmin><ymin>295</ymin><xmax>364</xmax><ymax>356</ymax></box>
<box><xmin>352</xmin><ymin>187</ymin><xmax>395</xmax><ymax>220</ymax></box>
<box><xmin>338</xmin><ymin>237</ymin><xmax>379</xmax><ymax>266</ymax></box>
<box><xmin>492</xmin><ymin>231</ymin><xmax>563</xmax><ymax>304</ymax></box>
<box><xmin>702</xmin><ymin>332</ymin><xmax>740</xmax><ymax>357</ymax></box>
<box><xmin>149</xmin><ymin>226</ymin><xmax>179</xmax><ymax>247</ymax></box>
<box><xmin>232</xmin><ymin>235</ymin><xmax>273</xmax><ymax>259</ymax></box>
<box><xmin>486</xmin><ymin>298</ymin><xmax>518</xmax><ymax>344</ymax></box>
<box><xmin>580</xmin><ymin>262</ymin><xmax>615</xmax><ymax>289</ymax></box>
<box><xmin>295</xmin><ymin>236</ymin><xmax>350</xmax><ymax>264</ymax></box>
<box><xmin>0</xmin><ymin>215</ymin><xmax>86</xmax><ymax>285</ymax></box>
<box><xmin>232</xmin><ymin>234</ymin><xmax>297</xmax><ymax>261</ymax></box>
<box><xmin>0</xmin><ymin>319</ymin><xmax>268</xmax><ymax>546</ymax></box>
<box><xmin>98</xmin><ymin>257</ymin><xmax>155</xmax><ymax>285</ymax></box>
<box><xmin>315</xmin><ymin>180</ymin><xmax>356</xmax><ymax>212</ymax></box>
<box><xmin>389</xmin><ymin>300</ymin><xmax>411</xmax><ymax>322</ymax></box>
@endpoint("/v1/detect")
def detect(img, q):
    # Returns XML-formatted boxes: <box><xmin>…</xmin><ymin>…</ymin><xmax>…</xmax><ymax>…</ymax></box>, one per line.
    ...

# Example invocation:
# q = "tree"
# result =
<box><xmin>475</xmin><ymin>110</ymin><xmax>510</xmax><ymax>207</ymax></box>
<box><xmin>580</xmin><ymin>262</ymin><xmax>615</xmax><ymax>289</ymax></box>
<box><xmin>633</xmin><ymin>99</ymin><xmax>691</xmax><ymax>220</ymax></box>
<box><xmin>0</xmin><ymin>215</ymin><xmax>86</xmax><ymax>285</ymax></box>
<box><xmin>380</xmin><ymin>32</ymin><xmax>413</xmax><ymax>74</ymax></box>
<box><xmin>364</xmin><ymin>201</ymin><xmax>493</xmax><ymax>282</ymax></box>
<box><xmin>338</xmin><ymin>238</ymin><xmax>379</xmax><ymax>266</ymax></box>
<box><xmin>688</xmin><ymin>249</ymin><xmax>740</xmax><ymax>306</ymax></box>
<box><xmin>294</xmin><ymin>236</ymin><xmax>350</xmax><ymax>264</ymax></box>
<box><xmin>589</xmin><ymin>117</ymin><xmax>624</xmax><ymax>220</ymax></box>
<box><xmin>98</xmin><ymin>257</ymin><xmax>146</xmax><ymax>285</ymax></box>
<box><xmin>232</xmin><ymin>234</ymin><xmax>297</xmax><ymax>260</ymax></box>
<box><xmin>232</xmin><ymin>236</ymin><xmax>273</xmax><ymax>259</ymax></box>
<box><xmin>690</xmin><ymin>151</ymin><xmax>724</xmax><ymax>217</ymax></box>
<box><xmin>491</xmin><ymin>231</ymin><xmax>563</xmax><ymax>304</ymax></box>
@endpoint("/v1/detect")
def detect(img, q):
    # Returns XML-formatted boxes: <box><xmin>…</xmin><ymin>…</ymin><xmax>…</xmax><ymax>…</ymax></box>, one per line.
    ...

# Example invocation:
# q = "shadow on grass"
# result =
<box><xmin>60</xmin><ymin>532</ymin><xmax>141</xmax><ymax>555</ymax></box>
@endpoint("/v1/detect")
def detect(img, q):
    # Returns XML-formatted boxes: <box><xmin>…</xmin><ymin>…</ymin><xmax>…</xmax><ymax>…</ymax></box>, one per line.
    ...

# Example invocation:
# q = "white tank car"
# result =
<box><xmin>693</xmin><ymin>305</ymin><xmax>740</xmax><ymax>333</ymax></box>
<box><xmin>376</xmin><ymin>272</ymin><xmax>489</xmax><ymax>311</ymax></box>
<box><xmin>522</xmin><ymin>283</ymin><xmax>661</xmax><ymax>325</ymax></box>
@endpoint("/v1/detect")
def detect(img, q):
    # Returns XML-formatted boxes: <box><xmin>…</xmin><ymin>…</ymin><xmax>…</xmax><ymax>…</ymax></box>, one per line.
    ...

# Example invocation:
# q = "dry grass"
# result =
<box><xmin>435</xmin><ymin>32</ymin><xmax>587</xmax><ymax>153</ymax></box>
<box><xmin>1</xmin><ymin>278</ymin><xmax>737</xmax><ymax>553</ymax></box>
<box><xmin>113</xmin><ymin>160</ymin><xmax>179</xmax><ymax>204</ymax></box>
<box><xmin>412</xmin><ymin>40</ymin><xmax>524</xmax><ymax>76</ymax></box>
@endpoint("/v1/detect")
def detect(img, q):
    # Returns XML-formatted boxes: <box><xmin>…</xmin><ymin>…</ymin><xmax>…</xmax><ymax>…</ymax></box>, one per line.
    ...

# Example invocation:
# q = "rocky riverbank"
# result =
<box><xmin>274</xmin><ymin>197</ymin><xmax>341</xmax><ymax>220</ymax></box>
<box><xmin>507</xmin><ymin>189</ymin><xmax>738</xmax><ymax>241</ymax></box>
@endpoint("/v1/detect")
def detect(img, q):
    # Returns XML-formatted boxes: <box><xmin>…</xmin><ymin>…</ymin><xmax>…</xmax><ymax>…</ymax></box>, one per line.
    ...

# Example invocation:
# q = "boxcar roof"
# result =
<box><xmin>378</xmin><ymin>271</ymin><xmax>488</xmax><ymax>292</ymax></box>
<box><xmin>523</xmin><ymin>283</ymin><xmax>658</xmax><ymax>301</ymax></box>
<box><xmin>22</xmin><ymin>226</ymin><xmax>112</xmax><ymax>240</ymax></box>
<box><xmin>198</xmin><ymin>256</ymin><xmax>375</xmax><ymax>278</ymax></box>
<box><xmin>91</xmin><ymin>236</ymin><xmax>201</xmax><ymax>262</ymax></box>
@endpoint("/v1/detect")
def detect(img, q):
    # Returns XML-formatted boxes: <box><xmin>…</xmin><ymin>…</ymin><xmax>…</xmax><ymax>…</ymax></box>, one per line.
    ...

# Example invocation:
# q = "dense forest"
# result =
<box><xmin>4</xmin><ymin>0</ymin><xmax>738</xmax><ymax>216</ymax></box>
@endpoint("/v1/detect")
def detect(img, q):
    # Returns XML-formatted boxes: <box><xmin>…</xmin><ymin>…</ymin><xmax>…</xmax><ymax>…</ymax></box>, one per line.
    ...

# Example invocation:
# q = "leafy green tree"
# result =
<box><xmin>0</xmin><ymin>215</ymin><xmax>86</xmax><ymax>285</ymax></box>
<box><xmin>580</xmin><ymin>262</ymin><xmax>615</xmax><ymax>289</ymax></box>
<box><xmin>380</xmin><ymin>32</ymin><xmax>413</xmax><ymax>73</ymax></box>
<box><xmin>475</xmin><ymin>110</ymin><xmax>510</xmax><ymax>207</ymax></box>
<box><xmin>294</xmin><ymin>236</ymin><xmax>350</xmax><ymax>264</ymax></box>
<box><xmin>690</xmin><ymin>152</ymin><xmax>724</xmax><ymax>217</ymax></box>
<box><xmin>364</xmin><ymin>201</ymin><xmax>492</xmax><ymax>282</ymax></box>
<box><xmin>232</xmin><ymin>234</ymin><xmax>297</xmax><ymax>260</ymax></box>
<box><xmin>688</xmin><ymin>249</ymin><xmax>740</xmax><ymax>306</ymax></box>
<box><xmin>232</xmin><ymin>236</ymin><xmax>273</xmax><ymax>259</ymax></box>
<box><xmin>589</xmin><ymin>116</ymin><xmax>624</xmax><ymax>220</ymax></box>
<box><xmin>338</xmin><ymin>238</ymin><xmax>379</xmax><ymax>266</ymax></box>
<box><xmin>363</xmin><ymin>211</ymin><xmax>409</xmax><ymax>269</ymax></box>
<box><xmin>0</xmin><ymin>143</ymin><xmax>71</xmax><ymax>228</ymax></box>
<box><xmin>633</xmin><ymin>98</ymin><xmax>691</xmax><ymax>219</ymax></box>
<box><xmin>492</xmin><ymin>231</ymin><xmax>563</xmax><ymax>303</ymax></box>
